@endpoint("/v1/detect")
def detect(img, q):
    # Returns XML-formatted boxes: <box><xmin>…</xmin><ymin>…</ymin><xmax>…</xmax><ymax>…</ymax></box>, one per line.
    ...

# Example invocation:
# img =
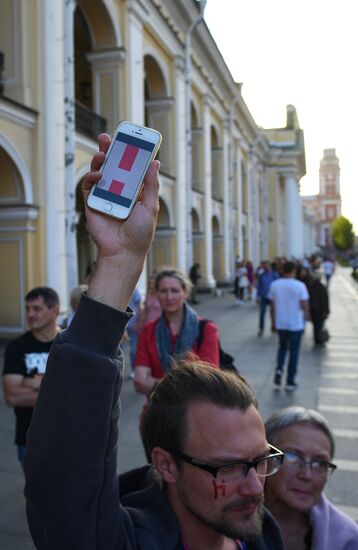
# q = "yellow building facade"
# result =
<box><xmin>0</xmin><ymin>0</ymin><xmax>306</xmax><ymax>336</ymax></box>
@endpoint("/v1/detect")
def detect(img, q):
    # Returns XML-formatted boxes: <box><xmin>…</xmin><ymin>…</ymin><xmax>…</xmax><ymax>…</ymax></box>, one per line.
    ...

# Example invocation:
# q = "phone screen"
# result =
<box><xmin>92</xmin><ymin>131</ymin><xmax>155</xmax><ymax>207</ymax></box>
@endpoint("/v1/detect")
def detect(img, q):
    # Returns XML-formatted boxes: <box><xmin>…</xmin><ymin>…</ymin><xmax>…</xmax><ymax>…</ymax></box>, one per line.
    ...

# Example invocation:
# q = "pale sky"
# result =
<box><xmin>204</xmin><ymin>0</ymin><xmax>358</xmax><ymax>232</ymax></box>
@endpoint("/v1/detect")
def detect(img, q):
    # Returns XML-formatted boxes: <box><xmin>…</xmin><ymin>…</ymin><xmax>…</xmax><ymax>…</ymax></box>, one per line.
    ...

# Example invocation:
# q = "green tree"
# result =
<box><xmin>331</xmin><ymin>215</ymin><xmax>355</xmax><ymax>251</ymax></box>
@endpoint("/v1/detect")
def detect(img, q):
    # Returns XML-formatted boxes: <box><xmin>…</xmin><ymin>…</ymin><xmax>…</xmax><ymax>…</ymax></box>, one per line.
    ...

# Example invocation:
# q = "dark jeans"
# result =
<box><xmin>276</xmin><ymin>330</ymin><xmax>303</xmax><ymax>384</ymax></box>
<box><xmin>259</xmin><ymin>298</ymin><xmax>270</xmax><ymax>331</ymax></box>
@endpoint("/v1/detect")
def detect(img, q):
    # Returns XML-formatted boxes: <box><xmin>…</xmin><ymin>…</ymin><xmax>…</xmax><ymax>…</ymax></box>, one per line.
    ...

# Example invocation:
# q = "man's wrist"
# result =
<box><xmin>88</xmin><ymin>255</ymin><xmax>145</xmax><ymax>310</ymax></box>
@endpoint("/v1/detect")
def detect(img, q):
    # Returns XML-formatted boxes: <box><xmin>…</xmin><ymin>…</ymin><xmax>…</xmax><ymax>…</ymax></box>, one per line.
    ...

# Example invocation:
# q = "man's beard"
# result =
<box><xmin>181</xmin><ymin>489</ymin><xmax>265</xmax><ymax>541</ymax></box>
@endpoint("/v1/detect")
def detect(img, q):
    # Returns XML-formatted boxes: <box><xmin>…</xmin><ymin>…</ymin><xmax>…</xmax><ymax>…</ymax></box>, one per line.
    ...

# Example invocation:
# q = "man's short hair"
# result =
<box><xmin>25</xmin><ymin>287</ymin><xmax>60</xmax><ymax>309</ymax></box>
<box><xmin>283</xmin><ymin>261</ymin><xmax>296</xmax><ymax>274</ymax></box>
<box><xmin>142</xmin><ymin>361</ymin><xmax>257</xmax><ymax>458</ymax></box>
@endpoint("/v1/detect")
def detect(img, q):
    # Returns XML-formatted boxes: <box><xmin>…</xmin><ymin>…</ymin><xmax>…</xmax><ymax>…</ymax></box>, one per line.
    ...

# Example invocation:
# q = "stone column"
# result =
<box><xmin>236</xmin><ymin>143</ymin><xmax>244</xmax><ymax>259</ymax></box>
<box><xmin>203</xmin><ymin>95</ymin><xmax>215</xmax><ymax>288</ymax></box>
<box><xmin>223</xmin><ymin>119</ymin><xmax>231</xmax><ymax>281</ymax></box>
<box><xmin>247</xmin><ymin>150</ymin><xmax>256</xmax><ymax>261</ymax></box>
<box><xmin>126</xmin><ymin>2</ymin><xmax>146</xmax><ymax>124</ymax></box>
<box><xmin>42</xmin><ymin>1</ymin><xmax>68</xmax><ymax>308</ymax></box>
<box><xmin>262</xmin><ymin>166</ymin><xmax>269</xmax><ymax>260</ymax></box>
<box><xmin>284</xmin><ymin>172</ymin><xmax>304</xmax><ymax>259</ymax></box>
<box><xmin>125</xmin><ymin>1</ymin><xmax>147</xmax><ymax>296</ymax></box>
<box><xmin>174</xmin><ymin>55</ymin><xmax>187</xmax><ymax>273</ymax></box>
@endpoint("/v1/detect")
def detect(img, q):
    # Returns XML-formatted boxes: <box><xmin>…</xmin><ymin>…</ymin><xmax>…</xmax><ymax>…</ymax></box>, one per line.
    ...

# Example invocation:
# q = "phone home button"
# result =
<box><xmin>104</xmin><ymin>202</ymin><xmax>113</xmax><ymax>212</ymax></box>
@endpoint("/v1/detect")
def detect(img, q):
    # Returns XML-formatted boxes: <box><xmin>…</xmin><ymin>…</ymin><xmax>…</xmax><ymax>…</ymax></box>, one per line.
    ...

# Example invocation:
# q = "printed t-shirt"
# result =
<box><xmin>3</xmin><ymin>331</ymin><xmax>54</xmax><ymax>445</ymax></box>
<box><xmin>134</xmin><ymin>317</ymin><xmax>219</xmax><ymax>377</ymax></box>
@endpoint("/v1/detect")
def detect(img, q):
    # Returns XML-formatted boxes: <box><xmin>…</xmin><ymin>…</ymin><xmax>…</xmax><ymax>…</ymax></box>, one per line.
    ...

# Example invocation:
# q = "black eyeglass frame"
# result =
<box><xmin>174</xmin><ymin>443</ymin><xmax>284</xmax><ymax>479</ymax></box>
<box><xmin>283</xmin><ymin>450</ymin><xmax>337</xmax><ymax>476</ymax></box>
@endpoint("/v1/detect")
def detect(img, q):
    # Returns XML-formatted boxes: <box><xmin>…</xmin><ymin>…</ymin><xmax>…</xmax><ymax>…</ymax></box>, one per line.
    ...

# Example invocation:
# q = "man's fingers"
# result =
<box><xmin>90</xmin><ymin>151</ymin><xmax>106</xmax><ymax>172</ymax></box>
<box><xmin>82</xmin><ymin>170</ymin><xmax>102</xmax><ymax>196</ymax></box>
<box><xmin>136</xmin><ymin>160</ymin><xmax>160</xmax><ymax>216</ymax></box>
<box><xmin>98</xmin><ymin>133</ymin><xmax>111</xmax><ymax>154</ymax></box>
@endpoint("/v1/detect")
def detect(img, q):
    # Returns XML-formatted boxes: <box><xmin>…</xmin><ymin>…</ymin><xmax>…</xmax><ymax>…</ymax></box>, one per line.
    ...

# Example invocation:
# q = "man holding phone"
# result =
<box><xmin>24</xmin><ymin>134</ymin><xmax>284</xmax><ymax>549</ymax></box>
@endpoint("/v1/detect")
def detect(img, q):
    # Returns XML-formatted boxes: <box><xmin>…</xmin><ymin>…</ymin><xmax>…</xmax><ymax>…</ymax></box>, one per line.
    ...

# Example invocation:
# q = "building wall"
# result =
<box><xmin>0</xmin><ymin>0</ymin><xmax>306</xmax><ymax>335</ymax></box>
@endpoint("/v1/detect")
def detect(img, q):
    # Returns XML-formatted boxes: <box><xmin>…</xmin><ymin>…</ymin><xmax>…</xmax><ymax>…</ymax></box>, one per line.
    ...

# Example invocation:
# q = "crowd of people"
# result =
<box><xmin>2</xmin><ymin>135</ymin><xmax>357</xmax><ymax>549</ymax></box>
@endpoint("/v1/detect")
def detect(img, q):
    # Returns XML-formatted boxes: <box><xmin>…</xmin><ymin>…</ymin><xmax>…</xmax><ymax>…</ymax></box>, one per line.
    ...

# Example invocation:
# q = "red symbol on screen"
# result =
<box><xmin>109</xmin><ymin>179</ymin><xmax>125</xmax><ymax>195</ymax></box>
<box><xmin>118</xmin><ymin>144</ymin><xmax>139</xmax><ymax>171</ymax></box>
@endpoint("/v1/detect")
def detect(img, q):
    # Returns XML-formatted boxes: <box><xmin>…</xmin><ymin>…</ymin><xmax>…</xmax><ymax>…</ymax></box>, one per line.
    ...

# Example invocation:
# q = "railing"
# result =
<box><xmin>75</xmin><ymin>101</ymin><xmax>107</xmax><ymax>140</ymax></box>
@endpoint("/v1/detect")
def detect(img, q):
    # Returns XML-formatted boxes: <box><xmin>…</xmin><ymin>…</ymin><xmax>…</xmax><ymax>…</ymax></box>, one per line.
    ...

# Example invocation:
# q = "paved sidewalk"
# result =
<box><xmin>1</xmin><ymin>266</ymin><xmax>357</xmax><ymax>548</ymax></box>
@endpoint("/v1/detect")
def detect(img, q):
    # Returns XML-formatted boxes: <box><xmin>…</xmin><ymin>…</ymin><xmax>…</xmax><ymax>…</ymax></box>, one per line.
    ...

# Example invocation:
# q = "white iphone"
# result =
<box><xmin>87</xmin><ymin>121</ymin><xmax>162</xmax><ymax>219</ymax></box>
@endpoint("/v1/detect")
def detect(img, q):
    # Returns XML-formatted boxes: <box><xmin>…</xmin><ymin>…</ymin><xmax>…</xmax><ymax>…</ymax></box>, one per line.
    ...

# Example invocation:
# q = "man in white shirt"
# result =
<box><xmin>268</xmin><ymin>262</ymin><xmax>309</xmax><ymax>391</ymax></box>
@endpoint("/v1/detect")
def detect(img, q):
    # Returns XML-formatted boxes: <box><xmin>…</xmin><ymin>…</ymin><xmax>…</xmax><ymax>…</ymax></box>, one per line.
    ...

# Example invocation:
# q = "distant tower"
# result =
<box><xmin>318</xmin><ymin>149</ymin><xmax>341</xmax><ymax>247</ymax></box>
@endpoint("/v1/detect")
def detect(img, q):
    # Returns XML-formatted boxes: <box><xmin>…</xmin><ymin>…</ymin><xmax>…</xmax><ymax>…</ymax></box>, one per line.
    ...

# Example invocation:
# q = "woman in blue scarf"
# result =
<box><xmin>134</xmin><ymin>268</ymin><xmax>220</xmax><ymax>396</ymax></box>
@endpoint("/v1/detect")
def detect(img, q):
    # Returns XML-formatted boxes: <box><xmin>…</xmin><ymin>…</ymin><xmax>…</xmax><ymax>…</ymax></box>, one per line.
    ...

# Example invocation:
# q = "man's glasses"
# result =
<box><xmin>283</xmin><ymin>450</ymin><xmax>337</xmax><ymax>477</ymax></box>
<box><xmin>174</xmin><ymin>444</ymin><xmax>284</xmax><ymax>483</ymax></box>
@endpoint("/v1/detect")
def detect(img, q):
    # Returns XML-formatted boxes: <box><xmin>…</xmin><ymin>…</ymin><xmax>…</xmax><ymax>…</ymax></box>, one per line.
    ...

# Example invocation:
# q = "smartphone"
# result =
<box><xmin>87</xmin><ymin>121</ymin><xmax>162</xmax><ymax>219</ymax></box>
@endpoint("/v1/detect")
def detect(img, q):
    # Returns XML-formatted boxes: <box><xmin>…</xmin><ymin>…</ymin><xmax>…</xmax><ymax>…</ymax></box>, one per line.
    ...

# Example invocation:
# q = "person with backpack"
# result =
<box><xmin>133</xmin><ymin>268</ymin><xmax>220</xmax><ymax>397</ymax></box>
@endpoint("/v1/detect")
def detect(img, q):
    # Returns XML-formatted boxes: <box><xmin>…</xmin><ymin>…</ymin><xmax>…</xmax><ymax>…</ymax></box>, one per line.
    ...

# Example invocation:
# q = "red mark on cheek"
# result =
<box><xmin>212</xmin><ymin>479</ymin><xmax>226</xmax><ymax>499</ymax></box>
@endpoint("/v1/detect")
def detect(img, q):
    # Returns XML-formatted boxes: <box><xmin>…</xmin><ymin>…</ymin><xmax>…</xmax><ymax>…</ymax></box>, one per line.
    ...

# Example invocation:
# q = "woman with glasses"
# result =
<box><xmin>264</xmin><ymin>406</ymin><xmax>358</xmax><ymax>550</ymax></box>
<box><xmin>134</xmin><ymin>268</ymin><xmax>220</xmax><ymax>397</ymax></box>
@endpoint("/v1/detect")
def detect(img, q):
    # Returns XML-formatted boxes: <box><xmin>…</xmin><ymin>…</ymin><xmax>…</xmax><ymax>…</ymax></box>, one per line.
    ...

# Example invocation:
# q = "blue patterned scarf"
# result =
<box><xmin>155</xmin><ymin>302</ymin><xmax>199</xmax><ymax>373</ymax></box>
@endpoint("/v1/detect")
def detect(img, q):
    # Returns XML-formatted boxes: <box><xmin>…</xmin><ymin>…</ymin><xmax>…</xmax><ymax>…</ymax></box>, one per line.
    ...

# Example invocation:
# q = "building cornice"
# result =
<box><xmin>0</xmin><ymin>97</ymin><xmax>37</xmax><ymax>129</ymax></box>
<box><xmin>0</xmin><ymin>205</ymin><xmax>39</xmax><ymax>221</ymax></box>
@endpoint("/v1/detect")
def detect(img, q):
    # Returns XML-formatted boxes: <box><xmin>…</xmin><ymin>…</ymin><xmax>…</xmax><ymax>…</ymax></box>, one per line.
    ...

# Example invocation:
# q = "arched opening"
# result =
<box><xmin>0</xmin><ymin>148</ymin><xmax>24</xmax><ymax>203</ymax></box>
<box><xmin>74</xmin><ymin>0</ymin><xmax>119</xmax><ymax>138</ymax></box>
<box><xmin>144</xmin><ymin>56</ymin><xmax>167</xmax><ymax>99</ymax></box>
<box><xmin>191</xmin><ymin>102</ymin><xmax>203</xmax><ymax>192</ymax></box>
<box><xmin>211</xmin><ymin>126</ymin><xmax>222</xmax><ymax>200</ymax></box>
<box><xmin>0</xmin><ymin>148</ymin><xmax>29</xmax><ymax>333</ymax></box>
<box><xmin>241</xmin><ymin>159</ymin><xmax>248</xmax><ymax>214</ymax></box>
<box><xmin>191</xmin><ymin>208</ymin><xmax>200</xmax><ymax>233</ymax></box>
<box><xmin>212</xmin><ymin>215</ymin><xmax>223</xmax><ymax>281</ymax></box>
<box><xmin>242</xmin><ymin>225</ymin><xmax>248</xmax><ymax>260</ymax></box>
<box><xmin>192</xmin><ymin>208</ymin><xmax>203</xmax><ymax>266</ymax></box>
<box><xmin>148</xmin><ymin>197</ymin><xmax>174</xmax><ymax>273</ymax></box>
<box><xmin>74</xmin><ymin>7</ymin><xmax>93</xmax><ymax>109</ymax></box>
<box><xmin>144</xmin><ymin>54</ymin><xmax>172</xmax><ymax>175</ymax></box>
<box><xmin>75</xmin><ymin>178</ymin><xmax>97</xmax><ymax>283</ymax></box>
<box><xmin>157</xmin><ymin>197</ymin><xmax>171</xmax><ymax>227</ymax></box>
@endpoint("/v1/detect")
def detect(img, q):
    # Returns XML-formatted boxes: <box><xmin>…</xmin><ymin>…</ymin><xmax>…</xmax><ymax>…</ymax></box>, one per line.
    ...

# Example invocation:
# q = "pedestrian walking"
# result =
<box><xmin>268</xmin><ymin>261</ymin><xmax>309</xmax><ymax>390</ymax></box>
<box><xmin>256</xmin><ymin>261</ymin><xmax>278</xmax><ymax>336</ymax></box>
<box><xmin>322</xmin><ymin>257</ymin><xmax>335</xmax><ymax>287</ymax></box>
<box><xmin>300</xmin><ymin>269</ymin><xmax>330</xmax><ymax>346</ymax></box>
<box><xmin>235</xmin><ymin>261</ymin><xmax>249</xmax><ymax>305</ymax></box>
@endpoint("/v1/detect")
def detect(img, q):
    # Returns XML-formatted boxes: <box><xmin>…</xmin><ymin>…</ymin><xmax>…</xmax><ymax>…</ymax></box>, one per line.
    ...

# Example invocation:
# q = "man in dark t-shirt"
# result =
<box><xmin>2</xmin><ymin>287</ymin><xmax>60</xmax><ymax>466</ymax></box>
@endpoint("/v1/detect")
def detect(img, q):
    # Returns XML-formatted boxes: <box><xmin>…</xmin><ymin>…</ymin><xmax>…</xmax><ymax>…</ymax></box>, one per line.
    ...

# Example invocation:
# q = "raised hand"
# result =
<box><xmin>83</xmin><ymin>133</ymin><xmax>160</xmax><ymax>310</ymax></box>
<box><xmin>82</xmin><ymin>133</ymin><xmax>160</xmax><ymax>261</ymax></box>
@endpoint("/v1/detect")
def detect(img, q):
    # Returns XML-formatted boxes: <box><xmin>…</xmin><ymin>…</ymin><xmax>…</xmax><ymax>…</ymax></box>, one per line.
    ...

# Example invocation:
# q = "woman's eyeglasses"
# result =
<box><xmin>283</xmin><ymin>450</ymin><xmax>337</xmax><ymax>477</ymax></box>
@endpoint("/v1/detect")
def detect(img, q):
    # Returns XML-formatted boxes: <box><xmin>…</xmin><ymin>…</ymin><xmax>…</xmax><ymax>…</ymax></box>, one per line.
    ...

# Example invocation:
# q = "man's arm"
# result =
<box><xmin>3</xmin><ymin>374</ymin><xmax>40</xmax><ymax>407</ymax></box>
<box><xmin>24</xmin><ymin>133</ymin><xmax>160</xmax><ymax>550</ymax></box>
<box><xmin>300</xmin><ymin>299</ymin><xmax>309</xmax><ymax>313</ymax></box>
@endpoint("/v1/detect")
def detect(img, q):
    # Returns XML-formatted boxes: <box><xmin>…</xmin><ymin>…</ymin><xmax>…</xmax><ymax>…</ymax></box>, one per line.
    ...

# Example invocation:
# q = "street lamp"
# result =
<box><xmin>185</xmin><ymin>0</ymin><xmax>207</xmax><ymax>273</ymax></box>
